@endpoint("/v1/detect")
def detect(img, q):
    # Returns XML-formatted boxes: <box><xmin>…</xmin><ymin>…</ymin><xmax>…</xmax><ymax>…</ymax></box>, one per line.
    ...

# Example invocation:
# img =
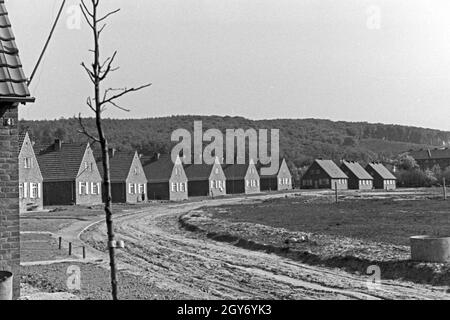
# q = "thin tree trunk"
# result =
<box><xmin>92</xmin><ymin>2</ymin><xmax>118</xmax><ymax>301</ymax></box>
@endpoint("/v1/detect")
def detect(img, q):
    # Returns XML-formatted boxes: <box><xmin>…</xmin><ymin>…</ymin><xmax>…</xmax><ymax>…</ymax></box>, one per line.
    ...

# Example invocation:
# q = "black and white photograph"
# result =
<box><xmin>1</xmin><ymin>0</ymin><xmax>450</xmax><ymax>308</ymax></box>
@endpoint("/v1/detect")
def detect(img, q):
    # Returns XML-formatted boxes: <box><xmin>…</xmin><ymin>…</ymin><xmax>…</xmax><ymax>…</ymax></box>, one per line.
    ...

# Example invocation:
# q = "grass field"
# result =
<box><xmin>207</xmin><ymin>192</ymin><xmax>450</xmax><ymax>246</ymax></box>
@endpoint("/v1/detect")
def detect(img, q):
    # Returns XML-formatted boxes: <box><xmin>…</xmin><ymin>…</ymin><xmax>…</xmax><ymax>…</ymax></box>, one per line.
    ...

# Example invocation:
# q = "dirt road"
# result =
<box><xmin>83</xmin><ymin>194</ymin><xmax>449</xmax><ymax>300</ymax></box>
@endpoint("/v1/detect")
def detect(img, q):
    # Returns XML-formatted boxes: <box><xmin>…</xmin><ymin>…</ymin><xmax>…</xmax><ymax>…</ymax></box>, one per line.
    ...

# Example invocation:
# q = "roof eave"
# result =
<box><xmin>0</xmin><ymin>96</ymin><xmax>36</xmax><ymax>104</ymax></box>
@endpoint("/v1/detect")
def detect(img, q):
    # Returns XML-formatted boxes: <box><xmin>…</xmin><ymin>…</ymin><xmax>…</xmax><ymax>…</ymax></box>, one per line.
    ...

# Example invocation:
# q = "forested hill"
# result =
<box><xmin>20</xmin><ymin>116</ymin><xmax>449</xmax><ymax>167</ymax></box>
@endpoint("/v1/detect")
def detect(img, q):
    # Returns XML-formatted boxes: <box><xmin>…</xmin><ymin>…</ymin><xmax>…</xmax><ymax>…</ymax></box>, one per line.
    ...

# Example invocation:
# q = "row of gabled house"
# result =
<box><xmin>19</xmin><ymin>133</ymin><xmax>398</xmax><ymax>211</ymax></box>
<box><xmin>301</xmin><ymin>159</ymin><xmax>397</xmax><ymax>191</ymax></box>
<box><xmin>18</xmin><ymin>134</ymin><xmax>293</xmax><ymax>211</ymax></box>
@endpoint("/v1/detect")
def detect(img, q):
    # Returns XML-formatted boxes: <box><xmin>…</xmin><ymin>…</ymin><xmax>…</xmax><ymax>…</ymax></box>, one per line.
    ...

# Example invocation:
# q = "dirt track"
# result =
<box><xmin>83</xmin><ymin>194</ymin><xmax>449</xmax><ymax>300</ymax></box>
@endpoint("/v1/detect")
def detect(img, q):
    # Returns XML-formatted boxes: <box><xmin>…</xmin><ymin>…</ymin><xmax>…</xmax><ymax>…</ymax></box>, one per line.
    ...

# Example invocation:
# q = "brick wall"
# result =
<box><xmin>0</xmin><ymin>104</ymin><xmax>20</xmax><ymax>299</ymax></box>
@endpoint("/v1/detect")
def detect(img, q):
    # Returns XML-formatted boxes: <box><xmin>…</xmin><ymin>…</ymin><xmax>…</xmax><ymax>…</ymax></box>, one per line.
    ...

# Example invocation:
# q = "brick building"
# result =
<box><xmin>36</xmin><ymin>141</ymin><xmax>103</xmax><ymax>206</ymax></box>
<box><xmin>96</xmin><ymin>149</ymin><xmax>147</xmax><ymax>203</ymax></box>
<box><xmin>365</xmin><ymin>162</ymin><xmax>397</xmax><ymax>190</ymax></box>
<box><xmin>340</xmin><ymin>160</ymin><xmax>373</xmax><ymax>190</ymax></box>
<box><xmin>0</xmin><ymin>0</ymin><xmax>35</xmax><ymax>298</ymax></box>
<box><xmin>301</xmin><ymin>159</ymin><xmax>348</xmax><ymax>190</ymax></box>
<box><xmin>223</xmin><ymin>159</ymin><xmax>260</xmax><ymax>195</ymax></box>
<box><xmin>409</xmin><ymin>148</ymin><xmax>450</xmax><ymax>171</ymax></box>
<box><xmin>258</xmin><ymin>158</ymin><xmax>293</xmax><ymax>191</ymax></box>
<box><xmin>143</xmin><ymin>154</ymin><xmax>188</xmax><ymax>201</ymax></box>
<box><xmin>18</xmin><ymin>132</ymin><xmax>43</xmax><ymax>212</ymax></box>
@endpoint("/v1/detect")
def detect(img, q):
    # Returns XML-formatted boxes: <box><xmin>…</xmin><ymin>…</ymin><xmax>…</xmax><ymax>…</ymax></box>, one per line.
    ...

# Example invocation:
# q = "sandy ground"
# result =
<box><xmin>80</xmin><ymin>192</ymin><xmax>449</xmax><ymax>300</ymax></box>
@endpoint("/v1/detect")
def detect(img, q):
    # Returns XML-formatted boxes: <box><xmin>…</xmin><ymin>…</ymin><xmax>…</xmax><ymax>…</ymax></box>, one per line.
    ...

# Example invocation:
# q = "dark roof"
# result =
<box><xmin>18</xmin><ymin>132</ymin><xmax>26</xmax><ymax>147</ymax></box>
<box><xmin>341</xmin><ymin>161</ymin><xmax>373</xmax><ymax>180</ymax></box>
<box><xmin>0</xmin><ymin>1</ymin><xmax>34</xmax><ymax>103</ymax></box>
<box><xmin>315</xmin><ymin>159</ymin><xmax>348</xmax><ymax>179</ymax></box>
<box><xmin>222</xmin><ymin>164</ymin><xmax>250</xmax><ymax>180</ymax></box>
<box><xmin>96</xmin><ymin>151</ymin><xmax>136</xmax><ymax>182</ymax></box>
<box><xmin>36</xmin><ymin>142</ymin><xmax>88</xmax><ymax>181</ymax></box>
<box><xmin>184</xmin><ymin>163</ymin><xmax>213</xmax><ymax>181</ymax></box>
<box><xmin>367</xmin><ymin>162</ymin><xmax>397</xmax><ymax>180</ymax></box>
<box><xmin>142</xmin><ymin>154</ymin><xmax>176</xmax><ymax>183</ymax></box>
<box><xmin>409</xmin><ymin>148</ymin><xmax>450</xmax><ymax>160</ymax></box>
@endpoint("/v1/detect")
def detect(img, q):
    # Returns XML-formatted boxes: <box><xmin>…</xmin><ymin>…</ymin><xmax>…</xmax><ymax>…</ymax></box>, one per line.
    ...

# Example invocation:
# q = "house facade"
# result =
<box><xmin>301</xmin><ymin>159</ymin><xmax>348</xmax><ymax>190</ymax></box>
<box><xmin>0</xmin><ymin>0</ymin><xmax>35</xmax><ymax>298</ymax></box>
<box><xmin>259</xmin><ymin>158</ymin><xmax>293</xmax><ymax>191</ymax></box>
<box><xmin>184</xmin><ymin>157</ymin><xmax>227</xmax><ymax>198</ymax></box>
<box><xmin>365</xmin><ymin>162</ymin><xmax>397</xmax><ymax>190</ymax></box>
<box><xmin>36</xmin><ymin>141</ymin><xmax>103</xmax><ymax>206</ymax></box>
<box><xmin>97</xmin><ymin>150</ymin><xmax>147</xmax><ymax>204</ymax></box>
<box><xmin>277</xmin><ymin>159</ymin><xmax>293</xmax><ymax>191</ymax></box>
<box><xmin>340</xmin><ymin>160</ymin><xmax>373</xmax><ymax>190</ymax></box>
<box><xmin>18</xmin><ymin>132</ymin><xmax>43</xmax><ymax>212</ymax></box>
<box><xmin>143</xmin><ymin>154</ymin><xmax>188</xmax><ymax>201</ymax></box>
<box><xmin>409</xmin><ymin>148</ymin><xmax>450</xmax><ymax>171</ymax></box>
<box><xmin>223</xmin><ymin>159</ymin><xmax>260</xmax><ymax>195</ymax></box>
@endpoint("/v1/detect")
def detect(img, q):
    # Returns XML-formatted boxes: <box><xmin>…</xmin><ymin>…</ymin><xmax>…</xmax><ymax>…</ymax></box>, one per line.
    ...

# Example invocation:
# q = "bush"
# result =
<box><xmin>396</xmin><ymin>169</ymin><xmax>435</xmax><ymax>188</ymax></box>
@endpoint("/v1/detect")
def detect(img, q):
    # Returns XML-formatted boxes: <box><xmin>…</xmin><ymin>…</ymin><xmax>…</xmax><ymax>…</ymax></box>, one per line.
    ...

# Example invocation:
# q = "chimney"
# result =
<box><xmin>54</xmin><ymin>139</ymin><xmax>62</xmax><ymax>151</ymax></box>
<box><xmin>108</xmin><ymin>148</ymin><xmax>116</xmax><ymax>158</ymax></box>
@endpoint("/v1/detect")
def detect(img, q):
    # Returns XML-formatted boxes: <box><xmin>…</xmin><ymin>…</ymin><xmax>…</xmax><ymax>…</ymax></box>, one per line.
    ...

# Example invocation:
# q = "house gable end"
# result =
<box><xmin>125</xmin><ymin>152</ymin><xmax>147</xmax><ymax>183</ymax></box>
<box><xmin>76</xmin><ymin>144</ymin><xmax>102</xmax><ymax>181</ymax></box>
<box><xmin>19</xmin><ymin>132</ymin><xmax>43</xmax><ymax>181</ymax></box>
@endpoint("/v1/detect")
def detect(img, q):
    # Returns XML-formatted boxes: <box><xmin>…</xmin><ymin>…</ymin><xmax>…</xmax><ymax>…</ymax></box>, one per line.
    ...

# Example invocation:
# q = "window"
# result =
<box><xmin>138</xmin><ymin>184</ymin><xmax>145</xmax><ymax>194</ymax></box>
<box><xmin>92</xmin><ymin>182</ymin><xmax>100</xmax><ymax>195</ymax></box>
<box><xmin>215</xmin><ymin>168</ymin><xmax>219</xmax><ymax>174</ymax></box>
<box><xmin>210</xmin><ymin>180</ymin><xmax>215</xmax><ymax>189</ymax></box>
<box><xmin>171</xmin><ymin>183</ymin><xmax>177</xmax><ymax>192</ymax></box>
<box><xmin>134</xmin><ymin>167</ymin><xmax>139</xmax><ymax>175</ymax></box>
<box><xmin>79</xmin><ymin>182</ymin><xmax>88</xmax><ymax>195</ymax></box>
<box><xmin>23</xmin><ymin>182</ymin><xmax>28</xmax><ymax>198</ymax></box>
<box><xmin>24</xmin><ymin>158</ymin><xmax>32</xmax><ymax>169</ymax></box>
<box><xmin>179</xmin><ymin>182</ymin><xmax>186</xmax><ymax>192</ymax></box>
<box><xmin>129</xmin><ymin>183</ymin><xmax>136</xmax><ymax>194</ymax></box>
<box><xmin>19</xmin><ymin>183</ymin><xmax>24</xmax><ymax>199</ymax></box>
<box><xmin>30</xmin><ymin>183</ymin><xmax>39</xmax><ymax>199</ymax></box>
<box><xmin>246</xmin><ymin>180</ymin><xmax>250</xmax><ymax>187</ymax></box>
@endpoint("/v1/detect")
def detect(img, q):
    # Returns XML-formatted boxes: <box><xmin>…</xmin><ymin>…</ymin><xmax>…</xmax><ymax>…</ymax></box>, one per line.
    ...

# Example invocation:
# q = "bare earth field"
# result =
<box><xmin>20</xmin><ymin>189</ymin><xmax>450</xmax><ymax>300</ymax></box>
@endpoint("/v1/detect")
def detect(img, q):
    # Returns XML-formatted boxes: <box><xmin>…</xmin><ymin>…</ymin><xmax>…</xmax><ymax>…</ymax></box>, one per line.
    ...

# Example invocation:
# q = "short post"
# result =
<box><xmin>335</xmin><ymin>182</ymin><xmax>338</xmax><ymax>203</ymax></box>
<box><xmin>443</xmin><ymin>177</ymin><xmax>447</xmax><ymax>200</ymax></box>
<box><xmin>58</xmin><ymin>237</ymin><xmax>62</xmax><ymax>250</ymax></box>
<box><xmin>83</xmin><ymin>246</ymin><xmax>86</xmax><ymax>259</ymax></box>
<box><xmin>69</xmin><ymin>242</ymin><xmax>72</xmax><ymax>256</ymax></box>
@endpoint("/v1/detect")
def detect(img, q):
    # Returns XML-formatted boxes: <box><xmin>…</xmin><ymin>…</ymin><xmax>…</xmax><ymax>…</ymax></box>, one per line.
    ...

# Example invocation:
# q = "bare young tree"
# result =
<box><xmin>79</xmin><ymin>0</ymin><xmax>151</xmax><ymax>300</ymax></box>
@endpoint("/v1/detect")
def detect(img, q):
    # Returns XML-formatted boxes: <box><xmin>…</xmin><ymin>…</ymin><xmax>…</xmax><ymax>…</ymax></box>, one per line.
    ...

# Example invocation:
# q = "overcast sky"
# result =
<box><xmin>8</xmin><ymin>0</ymin><xmax>450</xmax><ymax>130</ymax></box>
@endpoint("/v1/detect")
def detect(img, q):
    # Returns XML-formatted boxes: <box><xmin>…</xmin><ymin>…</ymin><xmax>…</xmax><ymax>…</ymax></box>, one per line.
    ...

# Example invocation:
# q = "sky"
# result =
<box><xmin>8</xmin><ymin>0</ymin><xmax>450</xmax><ymax>130</ymax></box>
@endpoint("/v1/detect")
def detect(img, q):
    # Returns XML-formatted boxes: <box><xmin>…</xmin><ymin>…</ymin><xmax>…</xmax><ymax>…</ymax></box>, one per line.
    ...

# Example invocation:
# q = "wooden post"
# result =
<box><xmin>83</xmin><ymin>246</ymin><xmax>86</xmax><ymax>259</ymax></box>
<box><xmin>69</xmin><ymin>242</ymin><xmax>72</xmax><ymax>256</ymax></box>
<box><xmin>443</xmin><ymin>177</ymin><xmax>447</xmax><ymax>200</ymax></box>
<box><xmin>335</xmin><ymin>182</ymin><xmax>338</xmax><ymax>203</ymax></box>
<box><xmin>58</xmin><ymin>237</ymin><xmax>62</xmax><ymax>250</ymax></box>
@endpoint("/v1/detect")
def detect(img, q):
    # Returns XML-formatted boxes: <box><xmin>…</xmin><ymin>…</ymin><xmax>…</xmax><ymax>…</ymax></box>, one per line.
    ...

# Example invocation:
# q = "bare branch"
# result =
<box><xmin>86</xmin><ymin>97</ymin><xmax>96</xmax><ymax>112</ymax></box>
<box><xmin>80</xmin><ymin>0</ymin><xmax>93</xmax><ymax>18</ymax></box>
<box><xmin>80</xmin><ymin>3</ymin><xmax>94</xmax><ymax>29</ymax></box>
<box><xmin>98</xmin><ymin>8</ymin><xmax>120</xmax><ymax>23</ymax></box>
<box><xmin>81</xmin><ymin>62</ymin><xmax>95</xmax><ymax>83</ymax></box>
<box><xmin>101</xmin><ymin>83</ymin><xmax>152</xmax><ymax>106</ymax></box>
<box><xmin>99</xmin><ymin>51</ymin><xmax>118</xmax><ymax>81</ymax></box>
<box><xmin>77</xmin><ymin>113</ymin><xmax>100</xmax><ymax>143</ymax></box>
